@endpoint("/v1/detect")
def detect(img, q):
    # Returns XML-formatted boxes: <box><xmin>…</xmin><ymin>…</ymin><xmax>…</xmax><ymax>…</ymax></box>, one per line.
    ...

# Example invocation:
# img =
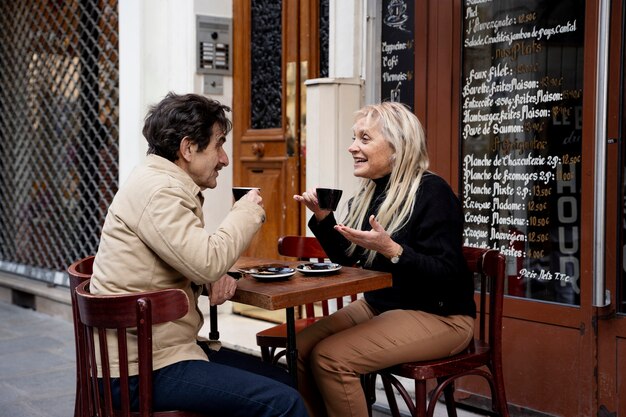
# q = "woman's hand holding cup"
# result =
<box><xmin>294</xmin><ymin>187</ymin><xmax>342</xmax><ymax>222</ymax></box>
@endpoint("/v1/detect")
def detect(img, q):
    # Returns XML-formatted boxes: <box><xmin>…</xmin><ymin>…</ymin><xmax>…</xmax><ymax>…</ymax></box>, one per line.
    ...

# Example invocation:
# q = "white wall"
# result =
<box><xmin>193</xmin><ymin>1</ymin><xmax>234</xmax><ymax>232</ymax></box>
<box><xmin>119</xmin><ymin>0</ymin><xmax>196</xmax><ymax>184</ymax></box>
<box><xmin>118</xmin><ymin>0</ymin><xmax>144</xmax><ymax>185</ymax></box>
<box><xmin>330</xmin><ymin>0</ymin><xmax>363</xmax><ymax>78</ymax></box>
<box><xmin>119</xmin><ymin>0</ymin><xmax>234</xmax><ymax>233</ymax></box>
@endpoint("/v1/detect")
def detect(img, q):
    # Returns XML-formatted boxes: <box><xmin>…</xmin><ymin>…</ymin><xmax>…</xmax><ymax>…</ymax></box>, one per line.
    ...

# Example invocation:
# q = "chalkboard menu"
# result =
<box><xmin>461</xmin><ymin>0</ymin><xmax>584</xmax><ymax>305</ymax></box>
<box><xmin>380</xmin><ymin>0</ymin><xmax>414</xmax><ymax>110</ymax></box>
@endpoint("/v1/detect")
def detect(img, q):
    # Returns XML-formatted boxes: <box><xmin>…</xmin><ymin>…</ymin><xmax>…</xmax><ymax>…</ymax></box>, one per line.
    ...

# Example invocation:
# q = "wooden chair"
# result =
<box><xmin>255</xmin><ymin>235</ymin><xmax>357</xmax><ymax>364</ymax></box>
<box><xmin>68</xmin><ymin>256</ymin><xmax>95</xmax><ymax>417</ymax></box>
<box><xmin>373</xmin><ymin>247</ymin><xmax>509</xmax><ymax>417</ymax></box>
<box><xmin>74</xmin><ymin>278</ymin><xmax>210</xmax><ymax>417</ymax></box>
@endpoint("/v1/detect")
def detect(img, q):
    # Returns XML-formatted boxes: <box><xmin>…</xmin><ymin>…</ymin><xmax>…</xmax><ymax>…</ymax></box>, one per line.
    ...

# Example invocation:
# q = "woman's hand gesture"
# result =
<box><xmin>334</xmin><ymin>215</ymin><xmax>400</xmax><ymax>259</ymax></box>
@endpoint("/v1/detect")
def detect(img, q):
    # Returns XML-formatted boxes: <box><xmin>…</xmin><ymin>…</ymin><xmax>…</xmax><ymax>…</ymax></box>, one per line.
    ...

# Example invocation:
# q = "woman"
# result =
<box><xmin>294</xmin><ymin>102</ymin><xmax>476</xmax><ymax>417</ymax></box>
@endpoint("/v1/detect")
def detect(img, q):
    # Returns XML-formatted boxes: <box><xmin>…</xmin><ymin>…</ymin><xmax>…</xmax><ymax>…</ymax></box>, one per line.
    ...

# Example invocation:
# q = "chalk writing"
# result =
<box><xmin>460</xmin><ymin>0</ymin><xmax>584</xmax><ymax>305</ymax></box>
<box><xmin>381</xmin><ymin>0</ymin><xmax>415</xmax><ymax>109</ymax></box>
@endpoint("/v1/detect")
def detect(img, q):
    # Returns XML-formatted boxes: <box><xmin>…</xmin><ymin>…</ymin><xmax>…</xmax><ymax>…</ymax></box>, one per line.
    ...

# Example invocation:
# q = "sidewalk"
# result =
<box><xmin>0</xmin><ymin>299</ymin><xmax>482</xmax><ymax>417</ymax></box>
<box><xmin>0</xmin><ymin>301</ymin><xmax>75</xmax><ymax>417</ymax></box>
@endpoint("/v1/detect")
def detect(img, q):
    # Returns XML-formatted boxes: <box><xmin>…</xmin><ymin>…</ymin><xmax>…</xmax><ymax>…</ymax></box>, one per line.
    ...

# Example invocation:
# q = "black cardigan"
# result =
<box><xmin>309</xmin><ymin>173</ymin><xmax>476</xmax><ymax>317</ymax></box>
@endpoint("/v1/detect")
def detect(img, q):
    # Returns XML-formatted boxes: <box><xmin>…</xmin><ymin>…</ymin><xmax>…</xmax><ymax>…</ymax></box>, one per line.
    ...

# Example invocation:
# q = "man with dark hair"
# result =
<box><xmin>90</xmin><ymin>92</ymin><xmax>309</xmax><ymax>417</ymax></box>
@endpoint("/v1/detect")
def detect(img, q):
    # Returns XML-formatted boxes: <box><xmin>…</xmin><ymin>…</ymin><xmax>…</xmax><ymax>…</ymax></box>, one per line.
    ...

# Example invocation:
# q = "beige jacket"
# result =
<box><xmin>90</xmin><ymin>154</ymin><xmax>265</xmax><ymax>376</ymax></box>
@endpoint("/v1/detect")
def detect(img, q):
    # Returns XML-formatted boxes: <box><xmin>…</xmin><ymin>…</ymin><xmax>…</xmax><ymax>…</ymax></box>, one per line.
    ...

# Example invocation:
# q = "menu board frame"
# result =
<box><xmin>380</xmin><ymin>0</ymin><xmax>415</xmax><ymax>110</ymax></box>
<box><xmin>460</xmin><ymin>0</ymin><xmax>585</xmax><ymax>306</ymax></box>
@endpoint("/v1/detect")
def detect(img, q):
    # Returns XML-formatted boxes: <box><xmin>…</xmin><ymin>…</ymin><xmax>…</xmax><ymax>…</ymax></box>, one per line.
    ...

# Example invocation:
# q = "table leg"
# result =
<box><xmin>285</xmin><ymin>306</ymin><xmax>298</xmax><ymax>388</ymax></box>
<box><xmin>209</xmin><ymin>305</ymin><xmax>219</xmax><ymax>341</ymax></box>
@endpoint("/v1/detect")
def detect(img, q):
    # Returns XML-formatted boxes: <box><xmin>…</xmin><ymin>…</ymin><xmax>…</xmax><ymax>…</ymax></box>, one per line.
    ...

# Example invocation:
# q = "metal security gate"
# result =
<box><xmin>0</xmin><ymin>1</ymin><xmax>119</xmax><ymax>285</ymax></box>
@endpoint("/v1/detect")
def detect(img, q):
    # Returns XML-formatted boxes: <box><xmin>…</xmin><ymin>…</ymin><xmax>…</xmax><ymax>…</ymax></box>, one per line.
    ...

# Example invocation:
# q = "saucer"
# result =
<box><xmin>296</xmin><ymin>262</ymin><xmax>342</xmax><ymax>275</ymax></box>
<box><xmin>239</xmin><ymin>265</ymin><xmax>296</xmax><ymax>281</ymax></box>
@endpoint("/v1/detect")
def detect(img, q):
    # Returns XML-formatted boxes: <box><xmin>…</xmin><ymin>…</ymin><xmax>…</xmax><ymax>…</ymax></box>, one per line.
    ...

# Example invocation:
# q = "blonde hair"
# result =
<box><xmin>343</xmin><ymin>102</ymin><xmax>430</xmax><ymax>265</ymax></box>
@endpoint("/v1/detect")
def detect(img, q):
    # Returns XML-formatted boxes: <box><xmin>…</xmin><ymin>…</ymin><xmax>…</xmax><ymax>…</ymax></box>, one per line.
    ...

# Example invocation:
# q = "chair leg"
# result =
<box><xmin>415</xmin><ymin>380</ymin><xmax>427</xmax><ymax>417</ymax></box>
<box><xmin>440</xmin><ymin>379</ymin><xmax>458</xmax><ymax>417</ymax></box>
<box><xmin>260</xmin><ymin>346</ymin><xmax>272</xmax><ymax>363</ymax></box>
<box><xmin>272</xmin><ymin>349</ymin><xmax>287</xmax><ymax>365</ymax></box>
<box><xmin>438</xmin><ymin>370</ymin><xmax>505</xmax><ymax>417</ymax></box>
<box><xmin>380</xmin><ymin>374</ymin><xmax>403</xmax><ymax>417</ymax></box>
<box><xmin>361</xmin><ymin>373</ymin><xmax>377</xmax><ymax>417</ymax></box>
<box><xmin>74</xmin><ymin>382</ymin><xmax>80</xmax><ymax>417</ymax></box>
<box><xmin>490</xmin><ymin>363</ymin><xmax>510</xmax><ymax>417</ymax></box>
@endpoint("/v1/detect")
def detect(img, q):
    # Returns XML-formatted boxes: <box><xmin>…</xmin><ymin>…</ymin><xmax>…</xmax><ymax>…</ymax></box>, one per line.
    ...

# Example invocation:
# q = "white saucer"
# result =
<box><xmin>296</xmin><ymin>262</ymin><xmax>342</xmax><ymax>275</ymax></box>
<box><xmin>249</xmin><ymin>270</ymin><xmax>296</xmax><ymax>280</ymax></box>
<box><xmin>239</xmin><ymin>265</ymin><xmax>296</xmax><ymax>281</ymax></box>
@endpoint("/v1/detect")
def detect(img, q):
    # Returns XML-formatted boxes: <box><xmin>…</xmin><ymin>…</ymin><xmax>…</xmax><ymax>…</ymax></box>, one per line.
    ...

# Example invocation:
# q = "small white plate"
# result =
<box><xmin>296</xmin><ymin>262</ymin><xmax>342</xmax><ymax>275</ymax></box>
<box><xmin>239</xmin><ymin>265</ymin><xmax>296</xmax><ymax>281</ymax></box>
<box><xmin>249</xmin><ymin>270</ymin><xmax>296</xmax><ymax>281</ymax></box>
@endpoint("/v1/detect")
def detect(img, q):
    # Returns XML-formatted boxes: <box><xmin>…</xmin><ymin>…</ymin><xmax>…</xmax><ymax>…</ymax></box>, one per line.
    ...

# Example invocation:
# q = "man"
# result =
<box><xmin>90</xmin><ymin>92</ymin><xmax>308</xmax><ymax>417</ymax></box>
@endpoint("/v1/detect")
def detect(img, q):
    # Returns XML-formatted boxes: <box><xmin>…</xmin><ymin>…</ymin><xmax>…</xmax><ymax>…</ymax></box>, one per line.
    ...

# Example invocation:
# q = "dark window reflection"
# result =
<box><xmin>320</xmin><ymin>0</ymin><xmax>329</xmax><ymax>78</ymax></box>
<box><xmin>251</xmin><ymin>0</ymin><xmax>282</xmax><ymax>129</ymax></box>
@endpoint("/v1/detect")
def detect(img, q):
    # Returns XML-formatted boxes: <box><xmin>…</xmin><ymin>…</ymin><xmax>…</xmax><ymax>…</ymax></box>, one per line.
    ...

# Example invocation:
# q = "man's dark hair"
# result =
<box><xmin>142</xmin><ymin>92</ymin><xmax>232</xmax><ymax>161</ymax></box>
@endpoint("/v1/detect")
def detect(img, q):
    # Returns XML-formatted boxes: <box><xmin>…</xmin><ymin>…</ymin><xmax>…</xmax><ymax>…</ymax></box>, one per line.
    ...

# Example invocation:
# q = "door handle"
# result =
<box><xmin>251</xmin><ymin>143</ymin><xmax>265</xmax><ymax>158</ymax></box>
<box><xmin>286</xmin><ymin>61</ymin><xmax>297</xmax><ymax>157</ymax></box>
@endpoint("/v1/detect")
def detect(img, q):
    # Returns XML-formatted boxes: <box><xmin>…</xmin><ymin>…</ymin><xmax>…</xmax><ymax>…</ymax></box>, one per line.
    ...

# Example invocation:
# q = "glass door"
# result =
<box><xmin>457</xmin><ymin>1</ymin><xmax>595</xmax><ymax>415</ymax></box>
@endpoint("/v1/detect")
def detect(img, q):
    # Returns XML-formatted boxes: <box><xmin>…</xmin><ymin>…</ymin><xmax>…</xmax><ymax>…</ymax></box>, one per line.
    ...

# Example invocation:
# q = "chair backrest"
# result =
<box><xmin>278</xmin><ymin>235</ymin><xmax>327</xmax><ymax>260</ymax></box>
<box><xmin>75</xmin><ymin>279</ymin><xmax>189</xmax><ymax>417</ymax></box>
<box><xmin>278</xmin><ymin>235</ymin><xmax>356</xmax><ymax>317</ymax></box>
<box><xmin>462</xmin><ymin>246</ymin><xmax>506</xmax><ymax>352</ymax></box>
<box><xmin>68</xmin><ymin>256</ymin><xmax>95</xmax><ymax>417</ymax></box>
<box><xmin>68</xmin><ymin>257</ymin><xmax>95</xmax><ymax>321</ymax></box>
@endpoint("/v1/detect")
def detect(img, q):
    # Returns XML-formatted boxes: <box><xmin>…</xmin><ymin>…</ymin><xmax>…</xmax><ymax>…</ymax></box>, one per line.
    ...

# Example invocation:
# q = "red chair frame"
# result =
<box><xmin>69</xmin><ymin>255</ymin><xmax>213</xmax><ymax>417</ymax></box>
<box><xmin>75</xmin><ymin>279</ymin><xmax>212</xmax><ymax>417</ymax></box>
<box><xmin>68</xmin><ymin>256</ymin><xmax>95</xmax><ymax>417</ymax></box>
<box><xmin>374</xmin><ymin>247</ymin><xmax>509</xmax><ymax>417</ymax></box>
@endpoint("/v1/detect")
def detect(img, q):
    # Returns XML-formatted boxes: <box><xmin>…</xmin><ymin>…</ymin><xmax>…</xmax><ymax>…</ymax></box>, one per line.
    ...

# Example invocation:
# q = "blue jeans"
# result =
<box><xmin>104</xmin><ymin>347</ymin><xmax>308</xmax><ymax>417</ymax></box>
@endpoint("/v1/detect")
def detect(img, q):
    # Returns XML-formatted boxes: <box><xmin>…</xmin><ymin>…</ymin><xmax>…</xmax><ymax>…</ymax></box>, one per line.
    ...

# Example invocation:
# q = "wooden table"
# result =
<box><xmin>229</xmin><ymin>257</ymin><xmax>393</xmax><ymax>387</ymax></box>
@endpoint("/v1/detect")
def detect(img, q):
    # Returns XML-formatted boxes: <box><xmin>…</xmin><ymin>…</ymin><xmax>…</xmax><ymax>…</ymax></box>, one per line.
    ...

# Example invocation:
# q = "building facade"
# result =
<box><xmin>0</xmin><ymin>0</ymin><xmax>624</xmax><ymax>415</ymax></box>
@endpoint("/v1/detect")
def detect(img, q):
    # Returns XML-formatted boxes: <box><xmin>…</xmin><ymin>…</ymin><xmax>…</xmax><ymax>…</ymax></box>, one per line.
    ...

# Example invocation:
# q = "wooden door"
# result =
<box><xmin>597</xmin><ymin>1</ymin><xmax>626</xmax><ymax>415</ymax></box>
<box><xmin>233</xmin><ymin>0</ymin><xmax>322</xmax><ymax>260</ymax></box>
<box><xmin>232</xmin><ymin>0</ymin><xmax>323</xmax><ymax>321</ymax></box>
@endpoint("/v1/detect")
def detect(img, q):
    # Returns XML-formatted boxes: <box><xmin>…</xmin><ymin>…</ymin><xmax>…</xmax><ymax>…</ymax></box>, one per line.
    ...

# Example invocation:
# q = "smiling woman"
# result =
<box><xmin>292</xmin><ymin>102</ymin><xmax>475</xmax><ymax>417</ymax></box>
<box><xmin>349</xmin><ymin>115</ymin><xmax>395</xmax><ymax>180</ymax></box>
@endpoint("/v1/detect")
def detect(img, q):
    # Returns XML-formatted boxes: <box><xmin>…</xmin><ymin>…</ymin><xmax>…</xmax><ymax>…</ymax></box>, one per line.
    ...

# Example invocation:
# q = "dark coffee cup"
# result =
<box><xmin>316</xmin><ymin>188</ymin><xmax>342</xmax><ymax>211</ymax></box>
<box><xmin>232</xmin><ymin>187</ymin><xmax>260</xmax><ymax>202</ymax></box>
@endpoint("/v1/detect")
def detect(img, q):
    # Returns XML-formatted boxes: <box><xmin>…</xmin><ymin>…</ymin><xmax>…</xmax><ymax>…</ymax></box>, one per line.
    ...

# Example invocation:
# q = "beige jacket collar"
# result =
<box><xmin>145</xmin><ymin>154</ymin><xmax>202</xmax><ymax>198</ymax></box>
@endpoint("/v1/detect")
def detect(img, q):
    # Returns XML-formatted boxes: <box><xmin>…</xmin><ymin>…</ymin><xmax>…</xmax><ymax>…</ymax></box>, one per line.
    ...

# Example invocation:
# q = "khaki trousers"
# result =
<box><xmin>296</xmin><ymin>299</ymin><xmax>474</xmax><ymax>417</ymax></box>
